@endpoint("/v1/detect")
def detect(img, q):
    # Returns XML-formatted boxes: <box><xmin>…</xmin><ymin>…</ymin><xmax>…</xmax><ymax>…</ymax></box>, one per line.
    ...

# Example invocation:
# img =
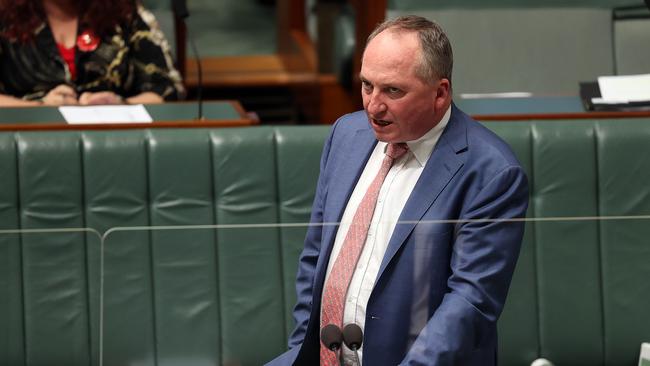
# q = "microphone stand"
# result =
<box><xmin>172</xmin><ymin>0</ymin><xmax>203</xmax><ymax>120</ymax></box>
<box><xmin>321</xmin><ymin>324</ymin><xmax>344</xmax><ymax>366</ymax></box>
<box><xmin>351</xmin><ymin>346</ymin><xmax>361</xmax><ymax>366</ymax></box>
<box><xmin>189</xmin><ymin>36</ymin><xmax>203</xmax><ymax>120</ymax></box>
<box><xmin>342</xmin><ymin>323</ymin><xmax>364</xmax><ymax>366</ymax></box>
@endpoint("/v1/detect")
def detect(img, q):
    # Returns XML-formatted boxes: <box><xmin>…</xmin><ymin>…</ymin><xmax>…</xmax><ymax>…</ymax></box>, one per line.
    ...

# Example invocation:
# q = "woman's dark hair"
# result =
<box><xmin>1</xmin><ymin>0</ymin><xmax>137</xmax><ymax>42</ymax></box>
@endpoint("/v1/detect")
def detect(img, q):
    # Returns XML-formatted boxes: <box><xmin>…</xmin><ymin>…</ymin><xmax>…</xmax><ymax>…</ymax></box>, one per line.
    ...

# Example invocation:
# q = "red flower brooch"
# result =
<box><xmin>76</xmin><ymin>30</ymin><xmax>100</xmax><ymax>52</ymax></box>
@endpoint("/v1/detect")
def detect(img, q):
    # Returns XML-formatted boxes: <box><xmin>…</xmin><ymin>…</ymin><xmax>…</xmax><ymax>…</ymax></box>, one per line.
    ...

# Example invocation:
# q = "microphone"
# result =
<box><xmin>321</xmin><ymin>324</ymin><xmax>343</xmax><ymax>351</ymax></box>
<box><xmin>320</xmin><ymin>324</ymin><xmax>344</xmax><ymax>366</ymax></box>
<box><xmin>342</xmin><ymin>323</ymin><xmax>363</xmax><ymax>365</ymax></box>
<box><xmin>171</xmin><ymin>0</ymin><xmax>203</xmax><ymax>120</ymax></box>
<box><xmin>645</xmin><ymin>0</ymin><xmax>650</xmax><ymax>11</ymax></box>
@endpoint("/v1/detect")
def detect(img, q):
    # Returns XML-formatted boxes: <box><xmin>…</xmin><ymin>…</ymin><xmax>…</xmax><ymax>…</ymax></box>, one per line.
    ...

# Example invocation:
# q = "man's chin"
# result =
<box><xmin>371</xmin><ymin>129</ymin><xmax>399</xmax><ymax>143</ymax></box>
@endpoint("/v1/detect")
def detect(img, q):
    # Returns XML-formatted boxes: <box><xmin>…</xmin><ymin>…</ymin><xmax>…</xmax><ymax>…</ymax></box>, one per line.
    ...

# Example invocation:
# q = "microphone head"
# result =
<box><xmin>320</xmin><ymin>324</ymin><xmax>343</xmax><ymax>351</ymax></box>
<box><xmin>342</xmin><ymin>323</ymin><xmax>363</xmax><ymax>350</ymax></box>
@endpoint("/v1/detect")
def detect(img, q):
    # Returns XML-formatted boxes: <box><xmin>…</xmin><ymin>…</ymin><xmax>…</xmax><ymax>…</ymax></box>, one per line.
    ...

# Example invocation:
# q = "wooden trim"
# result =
<box><xmin>316</xmin><ymin>74</ymin><xmax>357</xmax><ymax>124</ymax></box>
<box><xmin>347</xmin><ymin>0</ymin><xmax>385</xmax><ymax>110</ymax></box>
<box><xmin>285</xmin><ymin>30</ymin><xmax>318</xmax><ymax>72</ymax></box>
<box><xmin>228</xmin><ymin>99</ymin><xmax>250</xmax><ymax>119</ymax></box>
<box><xmin>350</xmin><ymin>0</ymin><xmax>386</xmax><ymax>75</ymax></box>
<box><xmin>185</xmin><ymin>54</ymin><xmax>319</xmax><ymax>88</ymax></box>
<box><xmin>277</xmin><ymin>0</ymin><xmax>306</xmax><ymax>55</ymax></box>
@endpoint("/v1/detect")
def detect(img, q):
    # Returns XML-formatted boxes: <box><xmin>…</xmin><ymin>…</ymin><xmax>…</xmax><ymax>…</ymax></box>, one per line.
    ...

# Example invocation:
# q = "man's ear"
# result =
<box><xmin>434</xmin><ymin>78</ymin><xmax>451</xmax><ymax>109</ymax></box>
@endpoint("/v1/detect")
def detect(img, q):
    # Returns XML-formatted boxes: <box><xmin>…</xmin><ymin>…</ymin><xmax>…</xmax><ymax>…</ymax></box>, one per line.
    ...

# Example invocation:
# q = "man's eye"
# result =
<box><xmin>387</xmin><ymin>87</ymin><xmax>403</xmax><ymax>96</ymax></box>
<box><xmin>362</xmin><ymin>81</ymin><xmax>373</xmax><ymax>91</ymax></box>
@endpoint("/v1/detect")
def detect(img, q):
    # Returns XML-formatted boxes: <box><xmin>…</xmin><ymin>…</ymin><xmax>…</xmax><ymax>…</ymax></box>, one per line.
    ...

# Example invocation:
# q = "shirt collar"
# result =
<box><xmin>381</xmin><ymin>105</ymin><xmax>451</xmax><ymax>167</ymax></box>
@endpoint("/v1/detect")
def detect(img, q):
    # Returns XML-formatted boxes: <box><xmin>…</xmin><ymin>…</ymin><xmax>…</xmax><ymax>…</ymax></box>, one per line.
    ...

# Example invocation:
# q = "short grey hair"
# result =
<box><xmin>366</xmin><ymin>15</ymin><xmax>453</xmax><ymax>85</ymax></box>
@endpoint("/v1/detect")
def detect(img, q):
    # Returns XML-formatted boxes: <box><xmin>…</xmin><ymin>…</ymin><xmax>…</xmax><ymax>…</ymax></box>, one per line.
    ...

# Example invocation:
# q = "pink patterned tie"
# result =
<box><xmin>320</xmin><ymin>142</ymin><xmax>409</xmax><ymax>365</ymax></box>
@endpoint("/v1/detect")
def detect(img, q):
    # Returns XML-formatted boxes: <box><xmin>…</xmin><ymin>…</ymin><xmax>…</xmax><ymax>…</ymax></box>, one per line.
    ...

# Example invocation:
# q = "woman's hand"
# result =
<box><xmin>41</xmin><ymin>84</ymin><xmax>78</xmax><ymax>105</ymax></box>
<box><xmin>79</xmin><ymin>91</ymin><xmax>125</xmax><ymax>105</ymax></box>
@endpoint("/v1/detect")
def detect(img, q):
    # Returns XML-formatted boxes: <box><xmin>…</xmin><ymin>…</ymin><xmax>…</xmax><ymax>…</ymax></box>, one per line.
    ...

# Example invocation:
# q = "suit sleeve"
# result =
<box><xmin>401</xmin><ymin>165</ymin><xmax>529</xmax><ymax>365</ymax></box>
<box><xmin>287</xmin><ymin>125</ymin><xmax>333</xmax><ymax>348</ymax></box>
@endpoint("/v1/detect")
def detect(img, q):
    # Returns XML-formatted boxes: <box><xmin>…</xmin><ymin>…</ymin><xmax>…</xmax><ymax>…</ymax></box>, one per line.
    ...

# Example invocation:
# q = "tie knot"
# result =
<box><xmin>386</xmin><ymin>143</ymin><xmax>409</xmax><ymax>159</ymax></box>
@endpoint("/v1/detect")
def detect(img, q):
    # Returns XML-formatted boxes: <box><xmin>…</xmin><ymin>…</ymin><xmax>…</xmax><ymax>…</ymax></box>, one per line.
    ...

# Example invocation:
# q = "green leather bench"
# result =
<box><xmin>1</xmin><ymin>119</ymin><xmax>649</xmax><ymax>365</ymax></box>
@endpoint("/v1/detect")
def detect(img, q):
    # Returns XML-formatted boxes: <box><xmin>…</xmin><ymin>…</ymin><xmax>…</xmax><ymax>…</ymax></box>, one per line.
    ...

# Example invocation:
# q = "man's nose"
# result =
<box><xmin>366</xmin><ymin>92</ymin><xmax>387</xmax><ymax>115</ymax></box>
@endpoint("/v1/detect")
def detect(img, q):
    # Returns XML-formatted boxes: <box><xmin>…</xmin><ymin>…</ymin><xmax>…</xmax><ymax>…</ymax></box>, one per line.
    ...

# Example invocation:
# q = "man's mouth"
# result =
<box><xmin>372</xmin><ymin>118</ymin><xmax>392</xmax><ymax>126</ymax></box>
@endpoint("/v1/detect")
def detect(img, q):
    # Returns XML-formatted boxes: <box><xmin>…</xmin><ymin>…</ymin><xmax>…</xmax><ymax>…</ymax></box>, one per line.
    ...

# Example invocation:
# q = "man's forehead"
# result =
<box><xmin>370</xmin><ymin>28</ymin><xmax>417</xmax><ymax>47</ymax></box>
<box><xmin>364</xmin><ymin>30</ymin><xmax>420</xmax><ymax>62</ymax></box>
<box><xmin>363</xmin><ymin>35</ymin><xmax>420</xmax><ymax>74</ymax></box>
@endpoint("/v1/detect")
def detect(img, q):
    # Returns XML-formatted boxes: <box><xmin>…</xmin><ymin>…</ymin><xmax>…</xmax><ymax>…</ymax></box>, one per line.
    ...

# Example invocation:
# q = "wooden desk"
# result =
<box><xmin>0</xmin><ymin>100</ymin><xmax>257</xmax><ymax>131</ymax></box>
<box><xmin>456</xmin><ymin>96</ymin><xmax>650</xmax><ymax>121</ymax></box>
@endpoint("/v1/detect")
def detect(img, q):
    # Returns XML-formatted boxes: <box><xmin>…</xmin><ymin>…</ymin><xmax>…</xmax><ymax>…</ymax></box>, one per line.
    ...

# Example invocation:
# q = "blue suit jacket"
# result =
<box><xmin>267</xmin><ymin>105</ymin><xmax>529</xmax><ymax>365</ymax></box>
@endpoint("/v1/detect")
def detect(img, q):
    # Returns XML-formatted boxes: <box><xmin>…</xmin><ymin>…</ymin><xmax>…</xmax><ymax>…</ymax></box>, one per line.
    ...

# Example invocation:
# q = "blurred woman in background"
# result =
<box><xmin>0</xmin><ymin>0</ymin><xmax>185</xmax><ymax>106</ymax></box>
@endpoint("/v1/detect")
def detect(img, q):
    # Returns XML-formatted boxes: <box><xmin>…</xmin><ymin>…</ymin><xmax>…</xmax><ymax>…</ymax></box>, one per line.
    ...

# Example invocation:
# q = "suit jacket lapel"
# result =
<box><xmin>377</xmin><ymin>106</ymin><xmax>468</xmax><ymax>278</ymax></box>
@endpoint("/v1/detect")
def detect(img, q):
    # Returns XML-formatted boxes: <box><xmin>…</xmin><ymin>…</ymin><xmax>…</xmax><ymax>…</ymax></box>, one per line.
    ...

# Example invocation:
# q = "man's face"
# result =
<box><xmin>360</xmin><ymin>30</ymin><xmax>449</xmax><ymax>143</ymax></box>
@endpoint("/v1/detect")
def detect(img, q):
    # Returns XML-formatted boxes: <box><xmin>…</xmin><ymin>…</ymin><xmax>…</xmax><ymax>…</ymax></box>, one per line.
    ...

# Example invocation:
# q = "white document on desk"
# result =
<box><xmin>597</xmin><ymin>73</ymin><xmax>650</xmax><ymax>103</ymax></box>
<box><xmin>59</xmin><ymin>105</ymin><xmax>153</xmax><ymax>124</ymax></box>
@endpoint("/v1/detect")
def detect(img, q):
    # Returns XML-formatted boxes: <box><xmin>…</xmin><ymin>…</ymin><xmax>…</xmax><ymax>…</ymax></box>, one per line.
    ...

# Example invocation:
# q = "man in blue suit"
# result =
<box><xmin>267</xmin><ymin>15</ymin><xmax>528</xmax><ymax>365</ymax></box>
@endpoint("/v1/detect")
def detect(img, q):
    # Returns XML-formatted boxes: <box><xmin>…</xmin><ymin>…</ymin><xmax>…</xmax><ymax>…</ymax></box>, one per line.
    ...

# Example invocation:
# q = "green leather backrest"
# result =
<box><xmin>597</xmin><ymin>121</ymin><xmax>650</xmax><ymax>365</ymax></box>
<box><xmin>487</xmin><ymin>119</ymin><xmax>650</xmax><ymax>366</ymax></box>
<box><xmin>2</xmin><ymin>121</ymin><xmax>650</xmax><ymax>365</ymax></box>
<box><xmin>0</xmin><ymin>127</ymin><xmax>329</xmax><ymax>366</ymax></box>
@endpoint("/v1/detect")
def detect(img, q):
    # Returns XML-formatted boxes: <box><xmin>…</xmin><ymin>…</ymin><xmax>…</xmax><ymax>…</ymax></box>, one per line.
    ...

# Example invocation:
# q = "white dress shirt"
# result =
<box><xmin>322</xmin><ymin>106</ymin><xmax>451</xmax><ymax>365</ymax></box>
